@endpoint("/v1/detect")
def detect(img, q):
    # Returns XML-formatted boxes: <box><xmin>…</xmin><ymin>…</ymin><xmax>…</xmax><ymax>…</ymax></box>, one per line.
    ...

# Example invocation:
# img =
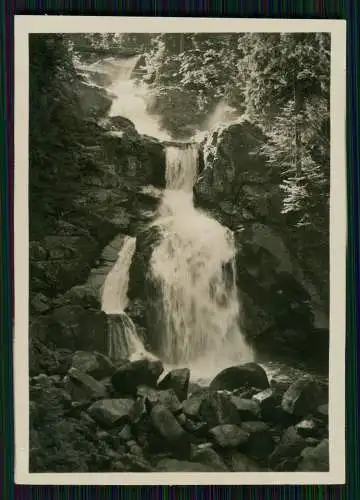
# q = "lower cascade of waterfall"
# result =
<box><xmin>101</xmin><ymin>236</ymin><xmax>147</xmax><ymax>363</ymax></box>
<box><xmin>150</xmin><ymin>144</ymin><xmax>253</xmax><ymax>376</ymax></box>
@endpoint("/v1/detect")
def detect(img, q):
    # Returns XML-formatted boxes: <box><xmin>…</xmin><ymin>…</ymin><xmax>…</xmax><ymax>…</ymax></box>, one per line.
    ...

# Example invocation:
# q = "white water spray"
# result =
<box><xmin>150</xmin><ymin>145</ymin><xmax>253</xmax><ymax>374</ymax></box>
<box><xmin>101</xmin><ymin>236</ymin><xmax>146</xmax><ymax>363</ymax></box>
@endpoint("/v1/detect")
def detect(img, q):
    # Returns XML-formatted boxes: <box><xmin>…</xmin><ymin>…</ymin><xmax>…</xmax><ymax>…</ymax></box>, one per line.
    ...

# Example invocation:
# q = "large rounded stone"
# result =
<box><xmin>210</xmin><ymin>363</ymin><xmax>270</xmax><ymax>391</ymax></box>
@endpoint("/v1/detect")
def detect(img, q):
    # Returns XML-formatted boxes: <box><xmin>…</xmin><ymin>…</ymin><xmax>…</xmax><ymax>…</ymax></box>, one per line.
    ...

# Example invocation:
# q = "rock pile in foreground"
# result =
<box><xmin>29</xmin><ymin>353</ymin><xmax>329</xmax><ymax>473</ymax></box>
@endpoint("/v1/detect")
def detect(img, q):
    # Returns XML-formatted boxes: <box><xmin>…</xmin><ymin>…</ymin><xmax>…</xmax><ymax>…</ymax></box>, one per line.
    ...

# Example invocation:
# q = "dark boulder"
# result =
<box><xmin>240</xmin><ymin>421</ymin><xmax>275</xmax><ymax>459</ymax></box>
<box><xmin>230</xmin><ymin>396</ymin><xmax>261</xmax><ymax>421</ymax></box>
<box><xmin>111</xmin><ymin>357</ymin><xmax>164</xmax><ymax>396</ymax></box>
<box><xmin>181</xmin><ymin>390</ymin><xmax>209</xmax><ymax>420</ymax></box>
<box><xmin>137</xmin><ymin>386</ymin><xmax>182</xmax><ymax>414</ymax></box>
<box><xmin>71</xmin><ymin>351</ymin><xmax>116</xmax><ymax>380</ymax></box>
<box><xmin>199</xmin><ymin>391</ymin><xmax>241</xmax><ymax>427</ymax></box>
<box><xmin>209</xmin><ymin>424</ymin><xmax>249</xmax><ymax>449</ymax></box>
<box><xmin>158</xmin><ymin>368</ymin><xmax>190</xmax><ymax>401</ymax></box>
<box><xmin>191</xmin><ymin>445</ymin><xmax>228</xmax><ymax>471</ymax></box>
<box><xmin>297</xmin><ymin>439</ymin><xmax>329</xmax><ymax>471</ymax></box>
<box><xmin>252</xmin><ymin>388</ymin><xmax>279</xmax><ymax>420</ymax></box>
<box><xmin>269</xmin><ymin>426</ymin><xmax>308</xmax><ymax>471</ymax></box>
<box><xmin>64</xmin><ymin>367</ymin><xmax>109</xmax><ymax>402</ymax></box>
<box><xmin>149</xmin><ymin>403</ymin><xmax>191</xmax><ymax>458</ymax></box>
<box><xmin>87</xmin><ymin>398</ymin><xmax>135</xmax><ymax>428</ymax></box>
<box><xmin>281</xmin><ymin>376</ymin><xmax>321</xmax><ymax>418</ymax></box>
<box><xmin>210</xmin><ymin>363</ymin><xmax>269</xmax><ymax>391</ymax></box>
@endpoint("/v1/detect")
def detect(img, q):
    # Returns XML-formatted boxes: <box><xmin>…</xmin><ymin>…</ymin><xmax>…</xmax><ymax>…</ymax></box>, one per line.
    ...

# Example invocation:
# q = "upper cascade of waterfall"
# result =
<box><xmin>101</xmin><ymin>236</ymin><xmax>136</xmax><ymax>314</ymax></box>
<box><xmin>77</xmin><ymin>55</ymin><xmax>171</xmax><ymax>140</ymax></box>
<box><xmin>165</xmin><ymin>144</ymin><xmax>199</xmax><ymax>192</ymax></box>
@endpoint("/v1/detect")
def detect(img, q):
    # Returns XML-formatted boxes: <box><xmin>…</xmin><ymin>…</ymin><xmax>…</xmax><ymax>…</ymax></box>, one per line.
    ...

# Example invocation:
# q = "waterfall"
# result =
<box><xmin>101</xmin><ymin>236</ymin><xmax>136</xmax><ymax>314</ymax></box>
<box><xmin>101</xmin><ymin>236</ymin><xmax>146</xmax><ymax>363</ymax></box>
<box><xmin>150</xmin><ymin>145</ymin><xmax>253</xmax><ymax>376</ymax></box>
<box><xmin>107</xmin><ymin>59</ymin><xmax>171</xmax><ymax>140</ymax></box>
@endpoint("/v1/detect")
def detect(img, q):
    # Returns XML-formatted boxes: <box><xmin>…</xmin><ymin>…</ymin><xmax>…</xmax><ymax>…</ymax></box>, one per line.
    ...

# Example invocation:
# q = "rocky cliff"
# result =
<box><xmin>194</xmin><ymin>118</ymin><xmax>329</xmax><ymax>366</ymax></box>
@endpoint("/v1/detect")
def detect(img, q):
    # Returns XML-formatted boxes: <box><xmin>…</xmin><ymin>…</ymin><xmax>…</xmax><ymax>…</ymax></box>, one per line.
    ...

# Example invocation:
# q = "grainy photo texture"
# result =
<box><xmin>28</xmin><ymin>31</ymin><xmax>332</xmax><ymax>475</ymax></box>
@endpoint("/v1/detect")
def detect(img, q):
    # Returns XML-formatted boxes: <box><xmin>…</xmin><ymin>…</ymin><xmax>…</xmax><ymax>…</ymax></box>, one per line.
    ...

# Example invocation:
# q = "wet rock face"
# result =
<box><xmin>193</xmin><ymin>118</ymin><xmax>328</xmax><ymax>363</ymax></box>
<box><xmin>194</xmin><ymin>118</ymin><xmax>269</xmax><ymax>211</ymax></box>
<box><xmin>46</xmin><ymin>305</ymin><xmax>108</xmax><ymax>353</ymax></box>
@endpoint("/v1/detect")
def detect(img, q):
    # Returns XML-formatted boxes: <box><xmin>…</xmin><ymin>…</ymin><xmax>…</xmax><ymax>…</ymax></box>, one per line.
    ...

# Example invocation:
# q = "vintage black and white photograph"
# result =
<box><xmin>14</xmin><ymin>17</ymin><xmax>346</xmax><ymax>484</ymax></box>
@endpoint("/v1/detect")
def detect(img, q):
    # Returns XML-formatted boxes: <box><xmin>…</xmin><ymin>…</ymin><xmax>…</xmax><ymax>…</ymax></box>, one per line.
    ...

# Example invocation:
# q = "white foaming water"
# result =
<box><xmin>101</xmin><ymin>236</ymin><xmax>147</xmax><ymax>363</ymax></box>
<box><xmin>106</xmin><ymin>59</ymin><xmax>171</xmax><ymax>140</ymax></box>
<box><xmin>101</xmin><ymin>236</ymin><xmax>137</xmax><ymax>314</ymax></box>
<box><xmin>150</xmin><ymin>145</ymin><xmax>253</xmax><ymax>370</ymax></box>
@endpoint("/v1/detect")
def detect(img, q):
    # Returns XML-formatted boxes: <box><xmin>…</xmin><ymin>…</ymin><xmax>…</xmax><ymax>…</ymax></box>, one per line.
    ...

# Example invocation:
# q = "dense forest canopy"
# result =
<box><xmin>70</xmin><ymin>32</ymin><xmax>330</xmax><ymax>230</ymax></box>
